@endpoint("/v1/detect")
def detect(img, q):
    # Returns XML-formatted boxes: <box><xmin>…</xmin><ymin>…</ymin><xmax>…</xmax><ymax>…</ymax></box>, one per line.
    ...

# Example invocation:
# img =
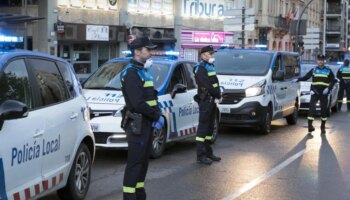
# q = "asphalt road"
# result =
<box><xmin>42</xmin><ymin>108</ymin><xmax>350</xmax><ymax>200</ymax></box>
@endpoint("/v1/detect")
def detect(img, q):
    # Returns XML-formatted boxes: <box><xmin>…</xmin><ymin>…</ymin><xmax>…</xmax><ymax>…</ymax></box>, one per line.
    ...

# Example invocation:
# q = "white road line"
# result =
<box><xmin>221</xmin><ymin>148</ymin><xmax>309</xmax><ymax>200</ymax></box>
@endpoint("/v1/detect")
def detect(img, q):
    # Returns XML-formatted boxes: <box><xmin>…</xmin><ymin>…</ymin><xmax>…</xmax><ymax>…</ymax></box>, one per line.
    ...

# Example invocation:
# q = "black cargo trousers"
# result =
<box><xmin>196</xmin><ymin>97</ymin><xmax>216</xmax><ymax>159</ymax></box>
<box><xmin>123</xmin><ymin>118</ymin><xmax>153</xmax><ymax>200</ymax></box>
<box><xmin>308</xmin><ymin>93</ymin><xmax>329</xmax><ymax>127</ymax></box>
<box><xmin>337</xmin><ymin>81</ymin><xmax>350</xmax><ymax>110</ymax></box>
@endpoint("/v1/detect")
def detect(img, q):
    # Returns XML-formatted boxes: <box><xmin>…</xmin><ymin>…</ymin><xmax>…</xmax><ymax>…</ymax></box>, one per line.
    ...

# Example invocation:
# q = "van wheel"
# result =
<box><xmin>286</xmin><ymin>104</ymin><xmax>298</xmax><ymax>125</ymax></box>
<box><xmin>150</xmin><ymin>124</ymin><xmax>167</xmax><ymax>159</ymax></box>
<box><xmin>260</xmin><ymin>109</ymin><xmax>271</xmax><ymax>135</ymax></box>
<box><xmin>57</xmin><ymin>143</ymin><xmax>91</xmax><ymax>200</ymax></box>
<box><xmin>210</xmin><ymin>113</ymin><xmax>219</xmax><ymax>144</ymax></box>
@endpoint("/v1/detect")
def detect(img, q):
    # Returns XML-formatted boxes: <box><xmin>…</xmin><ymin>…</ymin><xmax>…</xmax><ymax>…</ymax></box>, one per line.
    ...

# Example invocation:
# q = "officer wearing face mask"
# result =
<box><xmin>193</xmin><ymin>45</ymin><xmax>222</xmax><ymax>165</ymax></box>
<box><xmin>120</xmin><ymin>37</ymin><xmax>164</xmax><ymax>200</ymax></box>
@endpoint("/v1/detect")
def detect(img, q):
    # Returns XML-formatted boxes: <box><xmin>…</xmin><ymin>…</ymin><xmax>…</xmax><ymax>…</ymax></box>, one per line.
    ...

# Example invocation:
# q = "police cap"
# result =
<box><xmin>317</xmin><ymin>54</ymin><xmax>326</xmax><ymax>60</ymax></box>
<box><xmin>200</xmin><ymin>45</ymin><xmax>216</xmax><ymax>54</ymax></box>
<box><xmin>129</xmin><ymin>37</ymin><xmax>157</xmax><ymax>50</ymax></box>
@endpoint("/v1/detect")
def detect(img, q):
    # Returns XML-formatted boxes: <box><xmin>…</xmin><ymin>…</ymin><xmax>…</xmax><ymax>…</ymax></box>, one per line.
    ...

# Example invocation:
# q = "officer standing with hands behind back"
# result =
<box><xmin>193</xmin><ymin>45</ymin><xmax>222</xmax><ymax>165</ymax></box>
<box><xmin>336</xmin><ymin>59</ymin><xmax>350</xmax><ymax>111</ymax></box>
<box><xmin>294</xmin><ymin>55</ymin><xmax>336</xmax><ymax>134</ymax></box>
<box><xmin>120</xmin><ymin>37</ymin><xmax>164</xmax><ymax>200</ymax></box>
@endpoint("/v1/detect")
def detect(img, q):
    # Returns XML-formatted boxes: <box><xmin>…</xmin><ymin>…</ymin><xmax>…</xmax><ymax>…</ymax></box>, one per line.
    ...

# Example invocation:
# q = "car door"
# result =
<box><xmin>271</xmin><ymin>54</ymin><xmax>287</xmax><ymax>117</ymax></box>
<box><xmin>27</xmin><ymin>58</ymin><xmax>77</xmax><ymax>182</ymax></box>
<box><xmin>0</xmin><ymin>58</ymin><xmax>44</xmax><ymax>199</ymax></box>
<box><xmin>282</xmin><ymin>54</ymin><xmax>299</xmax><ymax>115</ymax></box>
<box><xmin>183</xmin><ymin>62</ymin><xmax>199</xmax><ymax>132</ymax></box>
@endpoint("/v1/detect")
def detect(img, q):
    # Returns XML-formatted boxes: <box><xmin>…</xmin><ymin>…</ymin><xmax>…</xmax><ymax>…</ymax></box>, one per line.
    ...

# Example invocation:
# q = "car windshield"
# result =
<box><xmin>83</xmin><ymin>61</ymin><xmax>170</xmax><ymax>90</ymax></box>
<box><xmin>215</xmin><ymin>51</ymin><xmax>273</xmax><ymax>76</ymax></box>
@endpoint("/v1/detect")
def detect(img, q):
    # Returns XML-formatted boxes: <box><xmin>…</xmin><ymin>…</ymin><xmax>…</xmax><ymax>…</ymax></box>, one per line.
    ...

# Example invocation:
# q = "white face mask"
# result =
<box><xmin>144</xmin><ymin>59</ymin><xmax>153</xmax><ymax>69</ymax></box>
<box><xmin>208</xmin><ymin>57</ymin><xmax>215</xmax><ymax>64</ymax></box>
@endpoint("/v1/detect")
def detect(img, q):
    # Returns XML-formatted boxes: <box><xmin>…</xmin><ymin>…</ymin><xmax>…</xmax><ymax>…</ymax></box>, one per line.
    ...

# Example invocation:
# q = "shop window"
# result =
<box><xmin>73</xmin><ymin>63</ymin><xmax>91</xmax><ymax>74</ymax></box>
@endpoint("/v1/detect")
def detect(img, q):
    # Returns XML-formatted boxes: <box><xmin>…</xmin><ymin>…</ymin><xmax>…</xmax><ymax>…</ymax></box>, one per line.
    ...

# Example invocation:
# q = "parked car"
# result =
<box><xmin>0</xmin><ymin>48</ymin><xmax>95</xmax><ymax>200</ymax></box>
<box><xmin>82</xmin><ymin>52</ymin><xmax>203</xmax><ymax>158</ymax></box>
<box><xmin>299</xmin><ymin>61</ymin><xmax>340</xmax><ymax>114</ymax></box>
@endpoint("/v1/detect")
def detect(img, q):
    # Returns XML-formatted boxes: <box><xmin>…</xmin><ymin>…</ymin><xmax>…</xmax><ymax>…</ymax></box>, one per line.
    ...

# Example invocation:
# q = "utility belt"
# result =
<box><xmin>193</xmin><ymin>90</ymin><xmax>214</xmax><ymax>104</ymax></box>
<box><xmin>121</xmin><ymin>108</ymin><xmax>143</xmax><ymax>135</ymax></box>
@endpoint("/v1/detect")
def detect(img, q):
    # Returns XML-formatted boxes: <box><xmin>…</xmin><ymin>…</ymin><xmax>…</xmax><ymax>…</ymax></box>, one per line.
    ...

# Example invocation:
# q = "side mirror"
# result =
<box><xmin>273</xmin><ymin>70</ymin><xmax>284</xmax><ymax>81</ymax></box>
<box><xmin>0</xmin><ymin>100</ymin><xmax>28</xmax><ymax>129</ymax></box>
<box><xmin>171</xmin><ymin>83</ymin><xmax>187</xmax><ymax>99</ymax></box>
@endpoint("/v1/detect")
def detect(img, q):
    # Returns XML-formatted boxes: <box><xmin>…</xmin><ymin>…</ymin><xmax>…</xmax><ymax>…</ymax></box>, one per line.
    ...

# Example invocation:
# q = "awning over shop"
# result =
<box><xmin>0</xmin><ymin>13</ymin><xmax>44</xmax><ymax>24</ymax></box>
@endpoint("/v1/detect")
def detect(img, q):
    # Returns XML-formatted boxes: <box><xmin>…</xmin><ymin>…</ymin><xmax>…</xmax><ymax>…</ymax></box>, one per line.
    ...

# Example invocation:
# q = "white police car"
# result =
<box><xmin>83</xmin><ymin>52</ymin><xmax>202</xmax><ymax>158</ymax></box>
<box><xmin>215</xmin><ymin>48</ymin><xmax>300</xmax><ymax>134</ymax></box>
<box><xmin>0</xmin><ymin>47</ymin><xmax>95</xmax><ymax>200</ymax></box>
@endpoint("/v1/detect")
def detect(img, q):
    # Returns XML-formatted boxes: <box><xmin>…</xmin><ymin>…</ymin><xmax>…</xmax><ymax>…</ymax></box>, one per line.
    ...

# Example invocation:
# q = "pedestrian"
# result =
<box><xmin>294</xmin><ymin>55</ymin><xmax>336</xmax><ymax>134</ymax></box>
<box><xmin>193</xmin><ymin>45</ymin><xmax>222</xmax><ymax>165</ymax></box>
<box><xmin>336</xmin><ymin>59</ymin><xmax>350</xmax><ymax>111</ymax></box>
<box><xmin>120</xmin><ymin>37</ymin><xmax>164</xmax><ymax>200</ymax></box>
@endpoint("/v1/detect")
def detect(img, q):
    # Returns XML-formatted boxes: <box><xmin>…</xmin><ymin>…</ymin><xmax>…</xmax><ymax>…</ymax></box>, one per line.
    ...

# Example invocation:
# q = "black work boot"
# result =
<box><xmin>308</xmin><ymin>120</ymin><xmax>315</xmax><ymax>133</ymax></box>
<box><xmin>207</xmin><ymin>154</ymin><xmax>221</xmax><ymax>162</ymax></box>
<box><xmin>197</xmin><ymin>156</ymin><xmax>212</xmax><ymax>165</ymax></box>
<box><xmin>321</xmin><ymin>121</ymin><xmax>326</xmax><ymax>134</ymax></box>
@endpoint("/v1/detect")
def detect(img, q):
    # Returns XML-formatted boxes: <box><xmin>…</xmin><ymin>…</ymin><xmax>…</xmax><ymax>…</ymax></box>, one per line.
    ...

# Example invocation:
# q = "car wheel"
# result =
<box><xmin>150</xmin><ymin>124</ymin><xmax>167</xmax><ymax>159</ymax></box>
<box><xmin>210</xmin><ymin>113</ymin><xmax>219</xmax><ymax>144</ymax></box>
<box><xmin>57</xmin><ymin>143</ymin><xmax>91</xmax><ymax>200</ymax></box>
<box><xmin>260</xmin><ymin>109</ymin><xmax>271</xmax><ymax>135</ymax></box>
<box><xmin>286</xmin><ymin>103</ymin><xmax>298</xmax><ymax>125</ymax></box>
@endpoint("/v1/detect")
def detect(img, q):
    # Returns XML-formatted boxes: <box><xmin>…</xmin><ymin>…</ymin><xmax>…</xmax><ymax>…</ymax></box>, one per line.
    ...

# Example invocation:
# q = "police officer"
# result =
<box><xmin>295</xmin><ymin>55</ymin><xmax>336</xmax><ymax>134</ymax></box>
<box><xmin>193</xmin><ymin>45</ymin><xmax>222</xmax><ymax>165</ymax></box>
<box><xmin>336</xmin><ymin>59</ymin><xmax>350</xmax><ymax>111</ymax></box>
<box><xmin>120</xmin><ymin>37</ymin><xmax>164</xmax><ymax>200</ymax></box>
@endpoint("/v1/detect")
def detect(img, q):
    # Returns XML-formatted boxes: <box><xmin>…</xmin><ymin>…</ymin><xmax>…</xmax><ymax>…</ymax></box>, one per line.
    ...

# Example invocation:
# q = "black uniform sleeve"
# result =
<box><xmin>123</xmin><ymin>69</ymin><xmax>161</xmax><ymax>121</ymax></box>
<box><xmin>328</xmin><ymin>70</ymin><xmax>336</xmax><ymax>90</ymax></box>
<box><xmin>336</xmin><ymin>68</ymin><xmax>342</xmax><ymax>80</ymax></box>
<box><xmin>297</xmin><ymin>68</ymin><xmax>313</xmax><ymax>82</ymax></box>
<box><xmin>195</xmin><ymin>66</ymin><xmax>221</xmax><ymax>98</ymax></box>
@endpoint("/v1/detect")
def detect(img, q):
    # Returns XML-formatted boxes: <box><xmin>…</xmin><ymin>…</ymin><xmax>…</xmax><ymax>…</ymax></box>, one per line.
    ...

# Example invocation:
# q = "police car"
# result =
<box><xmin>83</xmin><ymin>51</ymin><xmax>204</xmax><ymax>158</ymax></box>
<box><xmin>299</xmin><ymin>61</ymin><xmax>340</xmax><ymax>113</ymax></box>
<box><xmin>0</xmin><ymin>43</ymin><xmax>95</xmax><ymax>200</ymax></box>
<box><xmin>215</xmin><ymin>47</ymin><xmax>300</xmax><ymax>134</ymax></box>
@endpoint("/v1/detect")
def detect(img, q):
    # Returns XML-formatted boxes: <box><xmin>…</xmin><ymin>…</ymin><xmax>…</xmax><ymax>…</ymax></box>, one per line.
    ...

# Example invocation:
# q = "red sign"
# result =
<box><xmin>193</xmin><ymin>31</ymin><xmax>225</xmax><ymax>43</ymax></box>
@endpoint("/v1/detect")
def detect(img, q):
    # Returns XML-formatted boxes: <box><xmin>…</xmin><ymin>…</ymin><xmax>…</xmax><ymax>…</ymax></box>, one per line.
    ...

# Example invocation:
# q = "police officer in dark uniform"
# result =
<box><xmin>193</xmin><ymin>45</ymin><xmax>222</xmax><ymax>165</ymax></box>
<box><xmin>120</xmin><ymin>37</ymin><xmax>164</xmax><ymax>200</ymax></box>
<box><xmin>295</xmin><ymin>55</ymin><xmax>336</xmax><ymax>134</ymax></box>
<box><xmin>336</xmin><ymin>59</ymin><xmax>350</xmax><ymax>111</ymax></box>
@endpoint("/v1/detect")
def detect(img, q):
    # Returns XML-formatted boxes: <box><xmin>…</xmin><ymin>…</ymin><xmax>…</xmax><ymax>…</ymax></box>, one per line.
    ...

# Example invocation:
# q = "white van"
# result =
<box><xmin>215</xmin><ymin>49</ymin><xmax>300</xmax><ymax>134</ymax></box>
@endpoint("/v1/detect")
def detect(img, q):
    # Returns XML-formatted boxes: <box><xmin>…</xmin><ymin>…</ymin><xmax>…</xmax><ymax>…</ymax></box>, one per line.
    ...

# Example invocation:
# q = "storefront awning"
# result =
<box><xmin>0</xmin><ymin>13</ymin><xmax>44</xmax><ymax>24</ymax></box>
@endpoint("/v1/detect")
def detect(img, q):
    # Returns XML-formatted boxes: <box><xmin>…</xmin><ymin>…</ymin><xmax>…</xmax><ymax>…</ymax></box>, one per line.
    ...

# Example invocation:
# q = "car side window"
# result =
<box><xmin>57</xmin><ymin>61</ymin><xmax>75</xmax><ymax>98</ymax></box>
<box><xmin>28</xmin><ymin>58</ymin><xmax>68</xmax><ymax>107</ymax></box>
<box><xmin>166</xmin><ymin>64</ymin><xmax>186</xmax><ymax>94</ymax></box>
<box><xmin>284</xmin><ymin>55</ymin><xmax>297</xmax><ymax>79</ymax></box>
<box><xmin>184</xmin><ymin>63</ymin><xmax>197</xmax><ymax>90</ymax></box>
<box><xmin>0</xmin><ymin>59</ymin><xmax>33</xmax><ymax>109</ymax></box>
<box><xmin>273</xmin><ymin>55</ymin><xmax>282</xmax><ymax>78</ymax></box>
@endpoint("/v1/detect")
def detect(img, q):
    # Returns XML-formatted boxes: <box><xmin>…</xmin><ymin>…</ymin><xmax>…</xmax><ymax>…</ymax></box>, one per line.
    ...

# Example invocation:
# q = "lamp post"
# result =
<box><xmin>295</xmin><ymin>0</ymin><xmax>315</xmax><ymax>53</ymax></box>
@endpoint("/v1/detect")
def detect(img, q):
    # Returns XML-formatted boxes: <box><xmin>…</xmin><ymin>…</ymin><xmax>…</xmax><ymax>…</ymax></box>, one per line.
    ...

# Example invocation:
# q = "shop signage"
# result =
<box><xmin>182</xmin><ymin>0</ymin><xmax>227</xmax><ymax>18</ymax></box>
<box><xmin>193</xmin><ymin>31</ymin><xmax>225</xmax><ymax>43</ymax></box>
<box><xmin>57</xmin><ymin>0</ymin><xmax>118</xmax><ymax>10</ymax></box>
<box><xmin>86</xmin><ymin>25</ymin><xmax>109</xmax><ymax>41</ymax></box>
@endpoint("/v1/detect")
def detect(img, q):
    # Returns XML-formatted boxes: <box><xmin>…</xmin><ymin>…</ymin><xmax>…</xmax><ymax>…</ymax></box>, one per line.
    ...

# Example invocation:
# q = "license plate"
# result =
<box><xmin>221</xmin><ymin>107</ymin><xmax>231</xmax><ymax>113</ymax></box>
<box><xmin>91</xmin><ymin>124</ymin><xmax>99</xmax><ymax>132</ymax></box>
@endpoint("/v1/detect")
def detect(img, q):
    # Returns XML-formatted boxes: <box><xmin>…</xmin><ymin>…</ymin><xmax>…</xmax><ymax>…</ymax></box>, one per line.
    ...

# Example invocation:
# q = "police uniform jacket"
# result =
<box><xmin>121</xmin><ymin>59</ymin><xmax>161</xmax><ymax>121</ymax></box>
<box><xmin>337</xmin><ymin>65</ymin><xmax>350</xmax><ymax>83</ymax></box>
<box><xmin>298</xmin><ymin>65</ymin><xmax>336</xmax><ymax>94</ymax></box>
<box><xmin>194</xmin><ymin>61</ymin><xmax>221</xmax><ymax>99</ymax></box>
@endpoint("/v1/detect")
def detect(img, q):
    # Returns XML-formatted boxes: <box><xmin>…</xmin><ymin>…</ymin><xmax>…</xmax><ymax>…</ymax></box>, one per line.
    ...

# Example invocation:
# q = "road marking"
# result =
<box><xmin>221</xmin><ymin>148</ymin><xmax>309</xmax><ymax>200</ymax></box>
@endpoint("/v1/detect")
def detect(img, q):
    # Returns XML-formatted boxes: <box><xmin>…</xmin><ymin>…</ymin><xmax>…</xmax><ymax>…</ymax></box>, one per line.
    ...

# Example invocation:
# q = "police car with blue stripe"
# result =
<box><xmin>0</xmin><ymin>38</ymin><xmax>95</xmax><ymax>200</ymax></box>
<box><xmin>83</xmin><ymin>51</ymin><xmax>202</xmax><ymax>158</ymax></box>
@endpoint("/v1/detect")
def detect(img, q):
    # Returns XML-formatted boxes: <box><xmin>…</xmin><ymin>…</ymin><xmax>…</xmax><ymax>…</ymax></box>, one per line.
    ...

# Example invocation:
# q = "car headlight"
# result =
<box><xmin>83</xmin><ymin>106</ymin><xmax>90</xmax><ymax>121</ymax></box>
<box><xmin>245</xmin><ymin>79</ymin><xmax>266</xmax><ymax>97</ymax></box>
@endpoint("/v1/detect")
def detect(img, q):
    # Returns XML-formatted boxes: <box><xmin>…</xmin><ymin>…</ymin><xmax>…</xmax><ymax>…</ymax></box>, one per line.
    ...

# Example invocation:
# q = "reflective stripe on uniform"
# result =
<box><xmin>307</xmin><ymin>117</ymin><xmax>315</xmax><ymax>121</ymax></box>
<box><xmin>313</xmin><ymin>74</ymin><xmax>328</xmax><ymax>78</ymax></box>
<box><xmin>196</xmin><ymin>137</ymin><xmax>205</xmax><ymax>142</ymax></box>
<box><xmin>311</xmin><ymin>82</ymin><xmax>329</xmax><ymax>86</ymax></box>
<box><xmin>136</xmin><ymin>182</ymin><xmax>144</xmax><ymax>188</ymax></box>
<box><xmin>143</xmin><ymin>81</ymin><xmax>154</xmax><ymax>87</ymax></box>
<box><xmin>205</xmin><ymin>136</ymin><xmax>212</xmax><ymax>140</ymax></box>
<box><xmin>208</xmin><ymin>72</ymin><xmax>216</xmax><ymax>76</ymax></box>
<box><xmin>343</xmin><ymin>77</ymin><xmax>350</xmax><ymax>80</ymax></box>
<box><xmin>321</xmin><ymin>117</ymin><xmax>327</xmax><ymax>121</ymax></box>
<box><xmin>146</xmin><ymin>100</ymin><xmax>157</xmax><ymax>107</ymax></box>
<box><xmin>338</xmin><ymin>100</ymin><xmax>344</xmax><ymax>102</ymax></box>
<box><xmin>212</xmin><ymin>83</ymin><xmax>219</xmax><ymax>88</ymax></box>
<box><xmin>123</xmin><ymin>186</ymin><xmax>136</xmax><ymax>193</ymax></box>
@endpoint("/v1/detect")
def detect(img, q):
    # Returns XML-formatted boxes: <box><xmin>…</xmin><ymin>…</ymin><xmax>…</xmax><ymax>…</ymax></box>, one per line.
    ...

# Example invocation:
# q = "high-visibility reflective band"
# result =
<box><xmin>196</xmin><ymin>137</ymin><xmax>205</xmax><ymax>142</ymax></box>
<box><xmin>347</xmin><ymin>100</ymin><xmax>350</xmax><ymax>102</ymax></box>
<box><xmin>212</xmin><ymin>83</ymin><xmax>219</xmax><ymax>88</ymax></box>
<box><xmin>321</xmin><ymin>117</ymin><xmax>327</xmax><ymax>121</ymax></box>
<box><xmin>343</xmin><ymin>77</ymin><xmax>350</xmax><ymax>79</ymax></box>
<box><xmin>136</xmin><ymin>182</ymin><xmax>144</xmax><ymax>188</ymax></box>
<box><xmin>342</xmin><ymin>72</ymin><xmax>350</xmax><ymax>74</ymax></box>
<box><xmin>123</xmin><ymin>186</ymin><xmax>136</xmax><ymax>193</ymax></box>
<box><xmin>143</xmin><ymin>81</ymin><xmax>154</xmax><ymax>87</ymax></box>
<box><xmin>208</xmin><ymin>72</ymin><xmax>216</xmax><ymax>76</ymax></box>
<box><xmin>146</xmin><ymin>100</ymin><xmax>157</xmax><ymax>106</ymax></box>
<box><xmin>311</xmin><ymin>82</ymin><xmax>329</xmax><ymax>86</ymax></box>
<box><xmin>205</xmin><ymin>136</ymin><xmax>212</xmax><ymax>140</ymax></box>
<box><xmin>338</xmin><ymin>100</ymin><xmax>344</xmax><ymax>102</ymax></box>
<box><xmin>307</xmin><ymin>117</ymin><xmax>315</xmax><ymax>121</ymax></box>
<box><xmin>313</xmin><ymin>74</ymin><xmax>328</xmax><ymax>78</ymax></box>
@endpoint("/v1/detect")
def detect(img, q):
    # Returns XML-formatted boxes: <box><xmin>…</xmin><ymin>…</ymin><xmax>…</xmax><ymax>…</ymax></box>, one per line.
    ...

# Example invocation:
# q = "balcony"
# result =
<box><xmin>326</xmin><ymin>25</ymin><xmax>341</xmax><ymax>33</ymax></box>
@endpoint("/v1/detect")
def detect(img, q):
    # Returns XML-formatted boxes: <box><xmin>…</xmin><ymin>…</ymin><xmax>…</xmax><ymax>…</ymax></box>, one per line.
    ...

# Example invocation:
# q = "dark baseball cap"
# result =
<box><xmin>317</xmin><ymin>54</ymin><xmax>326</xmax><ymax>60</ymax></box>
<box><xmin>200</xmin><ymin>45</ymin><xmax>216</xmax><ymax>54</ymax></box>
<box><xmin>129</xmin><ymin>37</ymin><xmax>157</xmax><ymax>49</ymax></box>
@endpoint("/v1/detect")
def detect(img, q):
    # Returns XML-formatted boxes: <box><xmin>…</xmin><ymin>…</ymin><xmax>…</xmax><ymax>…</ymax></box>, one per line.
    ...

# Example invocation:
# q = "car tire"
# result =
<box><xmin>286</xmin><ymin>103</ymin><xmax>298</xmax><ymax>125</ymax></box>
<box><xmin>57</xmin><ymin>143</ymin><xmax>92</xmax><ymax>200</ymax></box>
<box><xmin>150</xmin><ymin>124</ymin><xmax>167</xmax><ymax>159</ymax></box>
<box><xmin>210</xmin><ymin>113</ymin><xmax>220</xmax><ymax>144</ymax></box>
<box><xmin>260</xmin><ymin>108</ymin><xmax>271</xmax><ymax>135</ymax></box>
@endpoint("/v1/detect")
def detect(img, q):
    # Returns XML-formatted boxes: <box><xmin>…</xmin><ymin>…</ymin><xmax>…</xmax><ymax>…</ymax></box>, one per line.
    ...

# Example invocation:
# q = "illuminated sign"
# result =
<box><xmin>0</xmin><ymin>35</ymin><xmax>24</xmax><ymax>43</ymax></box>
<box><xmin>193</xmin><ymin>31</ymin><xmax>225</xmax><ymax>43</ymax></box>
<box><xmin>182</xmin><ymin>0</ymin><xmax>227</xmax><ymax>18</ymax></box>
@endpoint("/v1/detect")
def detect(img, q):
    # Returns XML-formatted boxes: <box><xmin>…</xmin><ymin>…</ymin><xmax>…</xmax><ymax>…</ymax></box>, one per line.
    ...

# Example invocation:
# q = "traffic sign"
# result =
<box><xmin>224</xmin><ymin>8</ymin><xmax>254</xmax><ymax>16</ymax></box>
<box><xmin>224</xmin><ymin>16</ymin><xmax>255</xmax><ymax>25</ymax></box>
<box><xmin>224</xmin><ymin>24</ymin><xmax>255</xmax><ymax>32</ymax></box>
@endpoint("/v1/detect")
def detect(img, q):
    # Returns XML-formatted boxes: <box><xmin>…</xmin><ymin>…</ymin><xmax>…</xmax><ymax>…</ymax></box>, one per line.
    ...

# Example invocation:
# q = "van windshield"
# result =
<box><xmin>215</xmin><ymin>51</ymin><xmax>272</xmax><ymax>76</ymax></box>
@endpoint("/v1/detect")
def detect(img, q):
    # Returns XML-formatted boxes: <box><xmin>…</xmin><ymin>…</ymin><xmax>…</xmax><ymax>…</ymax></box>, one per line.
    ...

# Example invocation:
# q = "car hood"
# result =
<box><xmin>217</xmin><ymin>75</ymin><xmax>266</xmax><ymax>89</ymax></box>
<box><xmin>83</xmin><ymin>89</ymin><xmax>125</xmax><ymax>110</ymax></box>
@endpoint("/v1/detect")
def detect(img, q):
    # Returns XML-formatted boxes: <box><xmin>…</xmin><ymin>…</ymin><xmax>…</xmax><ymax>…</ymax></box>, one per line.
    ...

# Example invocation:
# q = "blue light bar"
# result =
<box><xmin>122</xmin><ymin>50</ymin><xmax>132</xmax><ymax>55</ymax></box>
<box><xmin>0</xmin><ymin>35</ymin><xmax>23</xmax><ymax>43</ymax></box>
<box><xmin>255</xmin><ymin>44</ymin><xmax>267</xmax><ymax>48</ymax></box>
<box><xmin>164</xmin><ymin>51</ymin><xmax>179</xmax><ymax>56</ymax></box>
